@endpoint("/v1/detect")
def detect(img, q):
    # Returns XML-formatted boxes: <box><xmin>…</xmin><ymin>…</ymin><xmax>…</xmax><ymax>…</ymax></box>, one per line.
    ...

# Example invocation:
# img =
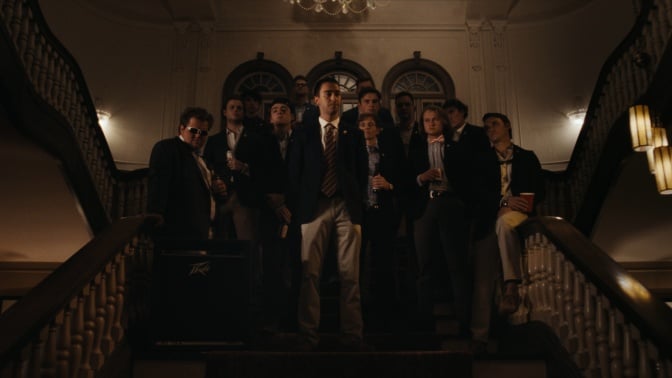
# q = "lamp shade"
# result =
<box><xmin>646</xmin><ymin>127</ymin><xmax>669</xmax><ymax>173</ymax></box>
<box><xmin>653</xmin><ymin>146</ymin><xmax>672</xmax><ymax>195</ymax></box>
<box><xmin>629</xmin><ymin>105</ymin><xmax>653</xmax><ymax>151</ymax></box>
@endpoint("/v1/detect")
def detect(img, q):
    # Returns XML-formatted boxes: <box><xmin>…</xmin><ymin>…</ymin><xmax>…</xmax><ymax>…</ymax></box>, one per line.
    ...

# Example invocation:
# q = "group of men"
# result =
<box><xmin>147</xmin><ymin>74</ymin><xmax>545</xmax><ymax>352</ymax></box>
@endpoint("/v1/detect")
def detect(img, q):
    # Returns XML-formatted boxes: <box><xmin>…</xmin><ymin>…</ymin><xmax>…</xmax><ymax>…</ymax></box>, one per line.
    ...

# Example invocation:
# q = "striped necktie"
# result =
<box><xmin>321</xmin><ymin>124</ymin><xmax>338</xmax><ymax>197</ymax></box>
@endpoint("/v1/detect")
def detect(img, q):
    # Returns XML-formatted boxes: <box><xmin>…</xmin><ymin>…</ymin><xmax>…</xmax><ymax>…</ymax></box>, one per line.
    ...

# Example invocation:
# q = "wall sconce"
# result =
<box><xmin>628</xmin><ymin>104</ymin><xmax>653</xmax><ymax>151</ymax></box>
<box><xmin>646</xmin><ymin>127</ymin><xmax>669</xmax><ymax>173</ymax></box>
<box><xmin>653</xmin><ymin>146</ymin><xmax>672</xmax><ymax>194</ymax></box>
<box><xmin>96</xmin><ymin>109</ymin><xmax>111</xmax><ymax>129</ymax></box>
<box><xmin>567</xmin><ymin>108</ymin><xmax>587</xmax><ymax>126</ymax></box>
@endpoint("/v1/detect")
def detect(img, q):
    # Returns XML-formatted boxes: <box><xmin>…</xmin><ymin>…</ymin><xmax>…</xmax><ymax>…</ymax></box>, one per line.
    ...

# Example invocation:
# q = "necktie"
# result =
<box><xmin>321</xmin><ymin>124</ymin><xmax>338</xmax><ymax>197</ymax></box>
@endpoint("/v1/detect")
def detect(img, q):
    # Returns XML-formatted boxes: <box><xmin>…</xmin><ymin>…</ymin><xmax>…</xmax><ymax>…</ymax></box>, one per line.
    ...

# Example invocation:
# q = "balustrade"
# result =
<box><xmin>519</xmin><ymin>217</ymin><xmax>672</xmax><ymax>378</ymax></box>
<box><xmin>0</xmin><ymin>216</ymin><xmax>159</xmax><ymax>378</ymax></box>
<box><xmin>0</xmin><ymin>0</ymin><xmax>148</xmax><ymax>220</ymax></box>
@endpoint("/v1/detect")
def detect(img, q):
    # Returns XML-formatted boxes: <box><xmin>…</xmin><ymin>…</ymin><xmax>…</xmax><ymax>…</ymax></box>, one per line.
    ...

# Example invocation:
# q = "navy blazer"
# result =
<box><xmin>407</xmin><ymin>130</ymin><xmax>476</xmax><ymax>219</ymax></box>
<box><xmin>147</xmin><ymin>137</ymin><xmax>212</xmax><ymax>239</ymax></box>
<box><xmin>287</xmin><ymin>118</ymin><xmax>368</xmax><ymax>225</ymax></box>
<box><xmin>472</xmin><ymin>144</ymin><xmax>545</xmax><ymax>240</ymax></box>
<box><xmin>368</xmin><ymin>127</ymin><xmax>407</xmax><ymax>212</ymax></box>
<box><xmin>203</xmin><ymin>126</ymin><xmax>267</xmax><ymax>208</ymax></box>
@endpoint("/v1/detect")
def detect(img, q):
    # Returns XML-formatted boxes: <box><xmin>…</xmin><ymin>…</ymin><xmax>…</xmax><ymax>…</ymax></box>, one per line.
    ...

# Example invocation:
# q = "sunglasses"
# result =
<box><xmin>186</xmin><ymin>126</ymin><xmax>208</xmax><ymax>136</ymax></box>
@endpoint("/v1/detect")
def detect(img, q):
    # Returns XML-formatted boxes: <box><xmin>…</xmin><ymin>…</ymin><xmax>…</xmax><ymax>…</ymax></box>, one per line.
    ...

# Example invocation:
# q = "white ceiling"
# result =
<box><xmin>70</xmin><ymin>0</ymin><xmax>595</xmax><ymax>28</ymax></box>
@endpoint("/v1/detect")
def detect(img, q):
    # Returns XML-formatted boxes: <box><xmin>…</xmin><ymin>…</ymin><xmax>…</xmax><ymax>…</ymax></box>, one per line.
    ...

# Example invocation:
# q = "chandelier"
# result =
<box><xmin>285</xmin><ymin>0</ymin><xmax>388</xmax><ymax>15</ymax></box>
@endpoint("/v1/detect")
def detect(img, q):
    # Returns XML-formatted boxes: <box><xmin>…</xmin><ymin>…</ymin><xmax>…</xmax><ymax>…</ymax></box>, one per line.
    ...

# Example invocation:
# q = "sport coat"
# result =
<box><xmin>147</xmin><ymin>137</ymin><xmax>212</xmax><ymax>239</ymax></box>
<box><xmin>287</xmin><ymin>118</ymin><xmax>368</xmax><ymax>225</ymax></box>
<box><xmin>472</xmin><ymin>144</ymin><xmax>545</xmax><ymax>240</ymax></box>
<box><xmin>368</xmin><ymin>127</ymin><xmax>407</xmax><ymax>212</ymax></box>
<box><xmin>203</xmin><ymin>126</ymin><xmax>267</xmax><ymax>208</ymax></box>
<box><xmin>407</xmin><ymin>130</ymin><xmax>475</xmax><ymax>219</ymax></box>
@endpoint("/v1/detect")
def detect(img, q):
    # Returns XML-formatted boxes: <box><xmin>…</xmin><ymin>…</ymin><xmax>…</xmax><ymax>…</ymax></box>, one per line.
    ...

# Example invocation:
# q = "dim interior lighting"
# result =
<box><xmin>653</xmin><ymin>146</ymin><xmax>672</xmax><ymax>195</ymax></box>
<box><xmin>616</xmin><ymin>274</ymin><xmax>651</xmax><ymax>301</ymax></box>
<box><xmin>567</xmin><ymin>108</ymin><xmax>586</xmax><ymax>126</ymax></box>
<box><xmin>284</xmin><ymin>0</ymin><xmax>389</xmax><ymax>15</ymax></box>
<box><xmin>646</xmin><ymin>127</ymin><xmax>669</xmax><ymax>174</ymax></box>
<box><xmin>96</xmin><ymin>109</ymin><xmax>110</xmax><ymax>129</ymax></box>
<box><xmin>629</xmin><ymin>104</ymin><xmax>653</xmax><ymax>152</ymax></box>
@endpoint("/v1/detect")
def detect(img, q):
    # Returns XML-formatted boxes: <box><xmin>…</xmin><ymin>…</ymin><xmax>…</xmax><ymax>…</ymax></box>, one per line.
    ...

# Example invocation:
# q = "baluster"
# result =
<box><xmin>56</xmin><ymin>304</ymin><xmax>72</xmax><ymax>378</ymax></box>
<box><xmin>554</xmin><ymin>252</ymin><xmax>567</xmax><ymax>338</ymax></box>
<box><xmin>102</xmin><ymin>263</ymin><xmax>116</xmax><ymax>355</ymax></box>
<box><xmin>37</xmin><ymin>43</ymin><xmax>49</xmax><ymax>96</ymax></box>
<box><xmin>81</xmin><ymin>284</ymin><xmax>95</xmax><ymax>378</ymax></box>
<box><xmin>537</xmin><ymin>243</ymin><xmax>549</xmax><ymax>322</ymax></box>
<box><xmin>23</xmin><ymin>24</ymin><xmax>36</xmax><ymax>79</ymax></box>
<box><xmin>16</xmin><ymin>3</ymin><xmax>29</xmax><ymax>57</ymax></box>
<box><xmin>622</xmin><ymin>324</ymin><xmax>636</xmax><ymax>377</ymax></box>
<box><xmin>41</xmin><ymin>315</ymin><xmax>60</xmax><ymax>378</ymax></box>
<box><xmin>70</xmin><ymin>295</ymin><xmax>85</xmax><ymax>378</ymax></box>
<box><xmin>573</xmin><ymin>272</ymin><xmax>587</xmax><ymax>369</ymax></box>
<box><xmin>8</xmin><ymin>0</ymin><xmax>22</xmax><ymax>45</ymax></box>
<box><xmin>30</xmin><ymin>34</ymin><xmax>42</xmax><ymax>83</ymax></box>
<box><xmin>637</xmin><ymin>338</ymin><xmax>651</xmax><ymax>378</ymax></box>
<box><xmin>563</xmin><ymin>261</ymin><xmax>577</xmax><ymax>353</ymax></box>
<box><xmin>27</xmin><ymin>326</ymin><xmax>49</xmax><ymax>378</ymax></box>
<box><xmin>90</xmin><ymin>275</ymin><xmax>106</xmax><ymax>370</ymax></box>
<box><xmin>113</xmin><ymin>253</ymin><xmax>126</xmax><ymax>342</ymax></box>
<box><xmin>583</xmin><ymin>283</ymin><xmax>599</xmax><ymax>376</ymax></box>
<box><xmin>595</xmin><ymin>295</ymin><xmax>609</xmax><ymax>378</ymax></box>
<box><xmin>609</xmin><ymin>309</ymin><xmax>624</xmax><ymax>378</ymax></box>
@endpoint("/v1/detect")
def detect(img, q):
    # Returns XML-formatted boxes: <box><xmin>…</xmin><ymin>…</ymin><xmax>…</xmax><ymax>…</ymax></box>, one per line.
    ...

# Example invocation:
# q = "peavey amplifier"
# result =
<box><xmin>151</xmin><ymin>239</ymin><xmax>251</xmax><ymax>345</ymax></box>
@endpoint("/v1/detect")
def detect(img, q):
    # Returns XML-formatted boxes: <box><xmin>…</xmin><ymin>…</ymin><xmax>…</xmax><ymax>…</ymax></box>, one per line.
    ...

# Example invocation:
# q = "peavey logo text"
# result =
<box><xmin>188</xmin><ymin>261</ymin><xmax>210</xmax><ymax>276</ymax></box>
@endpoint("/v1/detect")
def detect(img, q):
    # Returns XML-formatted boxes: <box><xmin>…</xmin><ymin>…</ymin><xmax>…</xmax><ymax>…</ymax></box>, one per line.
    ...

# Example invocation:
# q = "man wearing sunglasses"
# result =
<box><xmin>148</xmin><ymin>106</ymin><xmax>220</xmax><ymax>240</ymax></box>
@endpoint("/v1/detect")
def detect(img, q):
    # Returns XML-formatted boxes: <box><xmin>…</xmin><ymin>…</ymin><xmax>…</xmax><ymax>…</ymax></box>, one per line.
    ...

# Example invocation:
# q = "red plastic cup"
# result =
<box><xmin>520</xmin><ymin>192</ymin><xmax>535</xmax><ymax>212</ymax></box>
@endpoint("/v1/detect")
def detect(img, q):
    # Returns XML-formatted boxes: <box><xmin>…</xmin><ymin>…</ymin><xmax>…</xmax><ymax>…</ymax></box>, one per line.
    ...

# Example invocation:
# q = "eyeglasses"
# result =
<box><xmin>186</xmin><ymin>126</ymin><xmax>208</xmax><ymax>136</ymax></box>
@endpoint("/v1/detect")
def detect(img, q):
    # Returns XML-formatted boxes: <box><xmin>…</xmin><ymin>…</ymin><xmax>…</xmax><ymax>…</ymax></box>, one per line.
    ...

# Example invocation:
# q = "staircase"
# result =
<box><xmin>2</xmin><ymin>0</ymin><xmax>672</xmax><ymax>376</ymax></box>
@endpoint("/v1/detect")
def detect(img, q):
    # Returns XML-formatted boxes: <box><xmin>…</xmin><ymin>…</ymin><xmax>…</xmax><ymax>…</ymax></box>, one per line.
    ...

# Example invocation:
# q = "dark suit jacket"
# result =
<box><xmin>368</xmin><ymin>127</ymin><xmax>407</xmax><ymax>212</ymax></box>
<box><xmin>287</xmin><ymin>118</ymin><xmax>368</xmax><ymax>225</ymax></box>
<box><xmin>203</xmin><ymin>126</ymin><xmax>267</xmax><ymax>208</ymax></box>
<box><xmin>341</xmin><ymin>106</ymin><xmax>395</xmax><ymax>129</ymax></box>
<box><xmin>407</xmin><ymin>130</ymin><xmax>475</xmax><ymax>219</ymax></box>
<box><xmin>147</xmin><ymin>137</ymin><xmax>211</xmax><ymax>239</ymax></box>
<box><xmin>472</xmin><ymin>145</ymin><xmax>545</xmax><ymax>240</ymax></box>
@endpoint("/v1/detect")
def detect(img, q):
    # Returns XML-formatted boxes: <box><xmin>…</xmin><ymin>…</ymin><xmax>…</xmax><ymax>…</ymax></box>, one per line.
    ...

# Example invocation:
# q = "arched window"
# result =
<box><xmin>382</xmin><ymin>55</ymin><xmax>455</xmax><ymax>123</ymax></box>
<box><xmin>222</xmin><ymin>55</ymin><xmax>293</xmax><ymax>119</ymax></box>
<box><xmin>306</xmin><ymin>55</ymin><xmax>372</xmax><ymax>114</ymax></box>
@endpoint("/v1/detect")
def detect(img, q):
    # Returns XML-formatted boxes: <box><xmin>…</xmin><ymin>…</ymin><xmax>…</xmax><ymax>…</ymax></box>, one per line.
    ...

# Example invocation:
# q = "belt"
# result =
<box><xmin>367</xmin><ymin>204</ymin><xmax>381</xmax><ymax>211</ymax></box>
<box><xmin>429</xmin><ymin>190</ymin><xmax>449</xmax><ymax>199</ymax></box>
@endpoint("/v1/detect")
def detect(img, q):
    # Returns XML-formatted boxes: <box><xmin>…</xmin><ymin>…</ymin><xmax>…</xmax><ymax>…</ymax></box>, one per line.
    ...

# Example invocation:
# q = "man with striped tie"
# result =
<box><xmin>287</xmin><ymin>77</ymin><xmax>369</xmax><ymax>351</ymax></box>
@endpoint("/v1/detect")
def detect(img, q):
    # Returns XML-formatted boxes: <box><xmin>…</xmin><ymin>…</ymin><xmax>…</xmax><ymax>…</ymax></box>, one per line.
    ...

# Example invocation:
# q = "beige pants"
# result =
<box><xmin>495</xmin><ymin>210</ymin><xmax>528</xmax><ymax>282</ymax></box>
<box><xmin>297</xmin><ymin>196</ymin><xmax>363</xmax><ymax>346</ymax></box>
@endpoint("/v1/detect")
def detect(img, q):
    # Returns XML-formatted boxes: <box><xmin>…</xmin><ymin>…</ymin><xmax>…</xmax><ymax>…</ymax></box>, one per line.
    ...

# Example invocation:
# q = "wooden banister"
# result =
<box><xmin>517</xmin><ymin>216</ymin><xmax>672</xmax><ymax>375</ymax></box>
<box><xmin>0</xmin><ymin>215</ymin><xmax>161</xmax><ymax>374</ymax></box>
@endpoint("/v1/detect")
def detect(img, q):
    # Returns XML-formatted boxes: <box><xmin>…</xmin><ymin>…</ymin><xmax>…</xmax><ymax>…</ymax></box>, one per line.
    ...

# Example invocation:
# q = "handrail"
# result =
<box><xmin>517</xmin><ymin>216</ymin><xmax>672</xmax><ymax>375</ymax></box>
<box><xmin>0</xmin><ymin>215</ymin><xmax>160</xmax><ymax>374</ymax></box>
<box><xmin>0</xmin><ymin>0</ymin><xmax>149</xmax><ymax>224</ymax></box>
<box><xmin>548</xmin><ymin>0</ymin><xmax>672</xmax><ymax>232</ymax></box>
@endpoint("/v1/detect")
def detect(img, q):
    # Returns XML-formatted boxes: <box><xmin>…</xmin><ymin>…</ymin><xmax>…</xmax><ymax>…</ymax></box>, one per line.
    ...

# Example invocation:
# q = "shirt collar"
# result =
<box><xmin>454</xmin><ymin>122</ymin><xmax>466</xmax><ymax>136</ymax></box>
<box><xmin>319</xmin><ymin>117</ymin><xmax>339</xmax><ymax>129</ymax></box>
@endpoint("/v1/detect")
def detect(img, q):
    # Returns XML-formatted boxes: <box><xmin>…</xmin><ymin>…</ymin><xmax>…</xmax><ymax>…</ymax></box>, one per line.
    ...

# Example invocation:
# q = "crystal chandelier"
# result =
<box><xmin>285</xmin><ymin>0</ymin><xmax>388</xmax><ymax>15</ymax></box>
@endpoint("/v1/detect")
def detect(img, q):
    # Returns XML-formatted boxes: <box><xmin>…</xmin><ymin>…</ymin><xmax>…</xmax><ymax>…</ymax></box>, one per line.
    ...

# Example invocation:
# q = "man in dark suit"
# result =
<box><xmin>394</xmin><ymin>91</ymin><xmax>420</xmax><ymax>157</ymax></box>
<box><xmin>258</xmin><ymin>97</ymin><xmax>295</xmax><ymax>335</ymax></box>
<box><xmin>407</xmin><ymin>105</ymin><xmax>472</xmax><ymax>331</ymax></box>
<box><xmin>287</xmin><ymin>77</ymin><xmax>369</xmax><ymax>351</ymax></box>
<box><xmin>148</xmin><ymin>107</ymin><xmax>220</xmax><ymax>240</ymax></box>
<box><xmin>340</xmin><ymin>76</ymin><xmax>395</xmax><ymax>128</ymax></box>
<box><xmin>203</xmin><ymin>96</ymin><xmax>266</xmax><ymax>241</ymax></box>
<box><xmin>470</xmin><ymin>112</ymin><xmax>545</xmax><ymax>348</ymax></box>
<box><xmin>358</xmin><ymin>112</ymin><xmax>406</xmax><ymax>329</ymax></box>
